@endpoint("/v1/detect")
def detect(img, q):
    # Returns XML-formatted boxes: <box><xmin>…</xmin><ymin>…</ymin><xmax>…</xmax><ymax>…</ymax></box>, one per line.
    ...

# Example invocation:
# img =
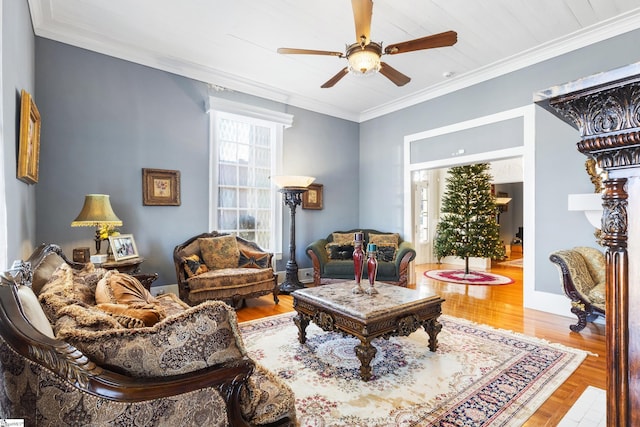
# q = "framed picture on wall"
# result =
<box><xmin>142</xmin><ymin>168</ymin><xmax>181</xmax><ymax>206</ymax></box>
<box><xmin>302</xmin><ymin>183</ymin><xmax>323</xmax><ymax>210</ymax></box>
<box><xmin>17</xmin><ymin>90</ymin><xmax>41</xmax><ymax>184</ymax></box>
<box><xmin>109</xmin><ymin>234</ymin><xmax>139</xmax><ymax>261</ymax></box>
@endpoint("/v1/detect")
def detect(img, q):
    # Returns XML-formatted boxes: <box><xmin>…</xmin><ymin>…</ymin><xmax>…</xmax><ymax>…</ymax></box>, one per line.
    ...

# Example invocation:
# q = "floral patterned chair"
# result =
<box><xmin>549</xmin><ymin>246</ymin><xmax>605</xmax><ymax>332</ymax></box>
<box><xmin>0</xmin><ymin>244</ymin><xmax>295</xmax><ymax>426</ymax></box>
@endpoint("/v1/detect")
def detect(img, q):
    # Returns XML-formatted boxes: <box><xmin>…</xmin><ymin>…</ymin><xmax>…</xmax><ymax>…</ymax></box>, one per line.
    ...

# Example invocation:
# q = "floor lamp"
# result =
<box><xmin>273</xmin><ymin>175</ymin><xmax>315</xmax><ymax>293</ymax></box>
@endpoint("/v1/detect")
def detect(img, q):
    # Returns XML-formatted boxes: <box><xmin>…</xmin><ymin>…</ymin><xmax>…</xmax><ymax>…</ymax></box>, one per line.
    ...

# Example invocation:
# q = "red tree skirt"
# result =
<box><xmin>425</xmin><ymin>269</ymin><xmax>514</xmax><ymax>285</ymax></box>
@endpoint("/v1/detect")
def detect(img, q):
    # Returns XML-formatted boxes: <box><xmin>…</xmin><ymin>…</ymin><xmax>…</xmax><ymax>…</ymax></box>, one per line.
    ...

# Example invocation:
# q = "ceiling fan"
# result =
<box><xmin>277</xmin><ymin>0</ymin><xmax>457</xmax><ymax>88</ymax></box>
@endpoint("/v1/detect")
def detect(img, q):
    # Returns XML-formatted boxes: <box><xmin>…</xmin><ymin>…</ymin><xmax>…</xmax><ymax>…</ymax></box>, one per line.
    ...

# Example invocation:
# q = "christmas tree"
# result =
<box><xmin>434</xmin><ymin>163</ymin><xmax>505</xmax><ymax>274</ymax></box>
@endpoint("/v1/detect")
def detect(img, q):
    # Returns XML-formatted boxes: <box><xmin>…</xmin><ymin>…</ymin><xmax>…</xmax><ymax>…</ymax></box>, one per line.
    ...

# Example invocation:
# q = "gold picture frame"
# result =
<box><xmin>142</xmin><ymin>168</ymin><xmax>181</xmax><ymax>206</ymax></box>
<box><xmin>302</xmin><ymin>183</ymin><xmax>323</xmax><ymax>210</ymax></box>
<box><xmin>17</xmin><ymin>90</ymin><xmax>41</xmax><ymax>184</ymax></box>
<box><xmin>108</xmin><ymin>234</ymin><xmax>139</xmax><ymax>261</ymax></box>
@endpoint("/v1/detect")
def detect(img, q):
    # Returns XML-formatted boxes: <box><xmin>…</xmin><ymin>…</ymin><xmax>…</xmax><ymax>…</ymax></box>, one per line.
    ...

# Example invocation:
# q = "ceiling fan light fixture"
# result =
<box><xmin>347</xmin><ymin>42</ymin><xmax>382</xmax><ymax>75</ymax></box>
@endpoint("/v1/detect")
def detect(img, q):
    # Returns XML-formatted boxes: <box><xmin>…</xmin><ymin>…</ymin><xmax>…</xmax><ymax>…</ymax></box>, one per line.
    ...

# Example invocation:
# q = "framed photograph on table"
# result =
<box><xmin>109</xmin><ymin>234</ymin><xmax>139</xmax><ymax>261</ymax></box>
<box><xmin>17</xmin><ymin>89</ymin><xmax>41</xmax><ymax>184</ymax></box>
<box><xmin>303</xmin><ymin>183</ymin><xmax>323</xmax><ymax>210</ymax></box>
<box><xmin>142</xmin><ymin>168</ymin><xmax>181</xmax><ymax>206</ymax></box>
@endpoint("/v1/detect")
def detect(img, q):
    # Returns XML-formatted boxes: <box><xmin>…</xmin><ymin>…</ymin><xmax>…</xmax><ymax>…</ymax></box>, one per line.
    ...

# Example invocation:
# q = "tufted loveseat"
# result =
<box><xmin>305</xmin><ymin>229</ymin><xmax>416</xmax><ymax>287</ymax></box>
<box><xmin>549</xmin><ymin>246</ymin><xmax>605</xmax><ymax>332</ymax></box>
<box><xmin>0</xmin><ymin>244</ymin><xmax>295</xmax><ymax>426</ymax></box>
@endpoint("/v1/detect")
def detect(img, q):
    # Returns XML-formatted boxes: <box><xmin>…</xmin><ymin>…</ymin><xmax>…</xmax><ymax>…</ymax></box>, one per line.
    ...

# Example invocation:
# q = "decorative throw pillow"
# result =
<box><xmin>332</xmin><ymin>232</ymin><xmax>359</xmax><ymax>245</ymax></box>
<box><xmin>369</xmin><ymin>233</ymin><xmax>400</xmax><ymax>247</ymax></box>
<box><xmin>17</xmin><ymin>285</ymin><xmax>55</xmax><ymax>338</ymax></box>
<box><xmin>326</xmin><ymin>244</ymin><xmax>354</xmax><ymax>260</ymax></box>
<box><xmin>369</xmin><ymin>233</ymin><xmax>400</xmax><ymax>262</ymax></box>
<box><xmin>238</xmin><ymin>248</ymin><xmax>270</xmax><ymax>269</ymax></box>
<box><xmin>182</xmin><ymin>254</ymin><xmax>209</xmax><ymax>277</ymax></box>
<box><xmin>377</xmin><ymin>246</ymin><xmax>397</xmax><ymax>262</ymax></box>
<box><xmin>95</xmin><ymin>271</ymin><xmax>166</xmax><ymax>327</ymax></box>
<box><xmin>199</xmin><ymin>235</ymin><xmax>241</xmax><ymax>270</ymax></box>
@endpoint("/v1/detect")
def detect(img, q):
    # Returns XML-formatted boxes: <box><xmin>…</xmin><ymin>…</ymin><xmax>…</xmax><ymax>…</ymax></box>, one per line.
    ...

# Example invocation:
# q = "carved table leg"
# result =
<box><xmin>355</xmin><ymin>340</ymin><xmax>377</xmax><ymax>381</ymax></box>
<box><xmin>293</xmin><ymin>313</ymin><xmax>309</xmax><ymax>344</ymax></box>
<box><xmin>423</xmin><ymin>317</ymin><xmax>442</xmax><ymax>352</ymax></box>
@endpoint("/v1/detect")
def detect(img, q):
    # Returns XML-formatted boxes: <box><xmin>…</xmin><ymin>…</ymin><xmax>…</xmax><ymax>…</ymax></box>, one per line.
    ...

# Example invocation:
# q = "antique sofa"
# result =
<box><xmin>549</xmin><ymin>246</ymin><xmax>605</xmax><ymax>332</ymax></box>
<box><xmin>174</xmin><ymin>232</ymin><xmax>278</xmax><ymax>307</ymax></box>
<box><xmin>0</xmin><ymin>244</ymin><xmax>295</xmax><ymax>426</ymax></box>
<box><xmin>306</xmin><ymin>229</ymin><xmax>416</xmax><ymax>287</ymax></box>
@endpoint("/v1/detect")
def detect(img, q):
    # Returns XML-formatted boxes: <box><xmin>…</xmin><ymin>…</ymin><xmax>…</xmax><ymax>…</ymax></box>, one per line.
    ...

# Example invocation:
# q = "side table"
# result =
<box><xmin>97</xmin><ymin>257</ymin><xmax>145</xmax><ymax>274</ymax></box>
<box><xmin>96</xmin><ymin>257</ymin><xmax>158</xmax><ymax>290</ymax></box>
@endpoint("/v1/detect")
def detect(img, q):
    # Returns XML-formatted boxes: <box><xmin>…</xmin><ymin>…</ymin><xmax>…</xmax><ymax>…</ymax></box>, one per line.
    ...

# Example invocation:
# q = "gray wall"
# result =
<box><xmin>2</xmin><ymin>0</ymin><xmax>36</xmax><ymax>262</ymax></box>
<box><xmin>494</xmin><ymin>182</ymin><xmax>523</xmax><ymax>247</ymax></box>
<box><xmin>360</xmin><ymin>30</ymin><xmax>640</xmax><ymax>294</ymax></box>
<box><xmin>34</xmin><ymin>39</ymin><xmax>359</xmax><ymax>284</ymax></box>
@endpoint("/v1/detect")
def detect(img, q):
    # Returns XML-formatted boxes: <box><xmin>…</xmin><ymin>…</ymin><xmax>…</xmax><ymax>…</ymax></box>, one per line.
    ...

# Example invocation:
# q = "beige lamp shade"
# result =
<box><xmin>71</xmin><ymin>194</ymin><xmax>122</xmax><ymax>227</ymax></box>
<box><xmin>271</xmin><ymin>175</ymin><xmax>316</xmax><ymax>189</ymax></box>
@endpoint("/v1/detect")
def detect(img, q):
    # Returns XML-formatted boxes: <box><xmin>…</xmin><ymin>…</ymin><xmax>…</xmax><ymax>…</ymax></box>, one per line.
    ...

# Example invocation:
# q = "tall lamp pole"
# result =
<box><xmin>279</xmin><ymin>187</ymin><xmax>306</xmax><ymax>293</ymax></box>
<box><xmin>272</xmin><ymin>175</ymin><xmax>315</xmax><ymax>294</ymax></box>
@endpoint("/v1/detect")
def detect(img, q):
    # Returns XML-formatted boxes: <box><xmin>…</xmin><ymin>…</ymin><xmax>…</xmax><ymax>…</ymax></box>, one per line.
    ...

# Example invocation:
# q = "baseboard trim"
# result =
<box><xmin>524</xmin><ymin>289</ymin><xmax>572</xmax><ymax>318</ymax></box>
<box><xmin>150</xmin><ymin>283</ymin><xmax>179</xmax><ymax>297</ymax></box>
<box><xmin>275</xmin><ymin>268</ymin><xmax>315</xmax><ymax>284</ymax></box>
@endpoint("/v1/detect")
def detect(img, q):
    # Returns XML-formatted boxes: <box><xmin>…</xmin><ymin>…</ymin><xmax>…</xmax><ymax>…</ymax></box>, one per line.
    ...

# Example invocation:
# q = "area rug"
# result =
<box><xmin>425</xmin><ymin>269</ymin><xmax>515</xmax><ymax>285</ymax></box>
<box><xmin>240</xmin><ymin>312</ymin><xmax>588</xmax><ymax>426</ymax></box>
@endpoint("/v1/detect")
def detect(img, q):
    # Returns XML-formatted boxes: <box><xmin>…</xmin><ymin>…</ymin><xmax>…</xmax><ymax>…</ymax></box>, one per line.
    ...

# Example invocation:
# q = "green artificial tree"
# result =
<box><xmin>434</xmin><ymin>163</ymin><xmax>505</xmax><ymax>274</ymax></box>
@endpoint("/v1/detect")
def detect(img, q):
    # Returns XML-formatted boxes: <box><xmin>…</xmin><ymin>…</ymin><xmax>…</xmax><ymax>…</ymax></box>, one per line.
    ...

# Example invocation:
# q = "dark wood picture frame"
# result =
<box><xmin>17</xmin><ymin>89</ymin><xmax>41</xmax><ymax>184</ymax></box>
<box><xmin>108</xmin><ymin>234</ymin><xmax>139</xmax><ymax>261</ymax></box>
<box><xmin>142</xmin><ymin>168</ymin><xmax>181</xmax><ymax>206</ymax></box>
<box><xmin>302</xmin><ymin>183</ymin><xmax>323</xmax><ymax>210</ymax></box>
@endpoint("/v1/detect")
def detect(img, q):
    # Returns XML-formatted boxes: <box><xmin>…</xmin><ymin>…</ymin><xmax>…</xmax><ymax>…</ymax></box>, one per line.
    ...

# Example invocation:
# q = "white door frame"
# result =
<box><xmin>403</xmin><ymin>105</ymin><xmax>570</xmax><ymax>317</ymax></box>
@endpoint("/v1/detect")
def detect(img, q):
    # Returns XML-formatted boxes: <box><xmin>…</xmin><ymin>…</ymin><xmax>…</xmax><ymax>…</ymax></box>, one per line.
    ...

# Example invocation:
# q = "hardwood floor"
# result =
<box><xmin>236</xmin><ymin>261</ymin><xmax>606</xmax><ymax>425</ymax></box>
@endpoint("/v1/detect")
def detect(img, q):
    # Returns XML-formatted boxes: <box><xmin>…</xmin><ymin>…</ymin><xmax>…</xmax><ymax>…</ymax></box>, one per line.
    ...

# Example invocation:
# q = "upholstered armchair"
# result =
<box><xmin>549</xmin><ymin>246</ymin><xmax>605</xmax><ymax>332</ymax></box>
<box><xmin>174</xmin><ymin>231</ymin><xmax>278</xmax><ymax>307</ymax></box>
<box><xmin>0</xmin><ymin>243</ymin><xmax>296</xmax><ymax>426</ymax></box>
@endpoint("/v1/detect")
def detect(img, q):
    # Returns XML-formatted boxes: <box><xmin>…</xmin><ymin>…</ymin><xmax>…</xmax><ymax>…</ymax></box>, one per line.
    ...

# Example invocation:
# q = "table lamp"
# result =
<box><xmin>71</xmin><ymin>194</ymin><xmax>123</xmax><ymax>254</ymax></box>
<box><xmin>271</xmin><ymin>175</ymin><xmax>315</xmax><ymax>293</ymax></box>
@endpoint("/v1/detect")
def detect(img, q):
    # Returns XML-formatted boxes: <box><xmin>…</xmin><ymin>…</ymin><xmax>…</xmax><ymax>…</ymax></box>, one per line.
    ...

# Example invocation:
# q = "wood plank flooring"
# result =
<box><xmin>236</xmin><ymin>260</ymin><xmax>605</xmax><ymax>425</ymax></box>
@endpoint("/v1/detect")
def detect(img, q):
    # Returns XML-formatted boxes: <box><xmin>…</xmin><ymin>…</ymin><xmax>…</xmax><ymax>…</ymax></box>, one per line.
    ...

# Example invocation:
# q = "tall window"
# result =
<box><xmin>208</xmin><ymin>97</ymin><xmax>293</xmax><ymax>254</ymax></box>
<box><xmin>216</xmin><ymin>114</ymin><xmax>274</xmax><ymax>249</ymax></box>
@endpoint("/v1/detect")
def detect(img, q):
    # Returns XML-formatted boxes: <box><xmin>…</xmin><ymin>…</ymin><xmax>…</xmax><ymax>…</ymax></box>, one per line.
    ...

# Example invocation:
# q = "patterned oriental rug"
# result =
<box><xmin>425</xmin><ymin>269</ymin><xmax>515</xmax><ymax>285</ymax></box>
<box><xmin>240</xmin><ymin>312</ymin><xmax>587</xmax><ymax>426</ymax></box>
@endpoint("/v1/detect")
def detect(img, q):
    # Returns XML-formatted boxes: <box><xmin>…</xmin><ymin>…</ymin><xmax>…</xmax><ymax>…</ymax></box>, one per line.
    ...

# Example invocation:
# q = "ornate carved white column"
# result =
<box><xmin>536</xmin><ymin>62</ymin><xmax>640</xmax><ymax>426</ymax></box>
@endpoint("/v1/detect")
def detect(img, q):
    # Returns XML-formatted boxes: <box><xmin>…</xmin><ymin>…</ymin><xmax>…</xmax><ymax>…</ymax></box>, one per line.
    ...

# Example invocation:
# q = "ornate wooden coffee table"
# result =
<box><xmin>292</xmin><ymin>281</ymin><xmax>445</xmax><ymax>381</ymax></box>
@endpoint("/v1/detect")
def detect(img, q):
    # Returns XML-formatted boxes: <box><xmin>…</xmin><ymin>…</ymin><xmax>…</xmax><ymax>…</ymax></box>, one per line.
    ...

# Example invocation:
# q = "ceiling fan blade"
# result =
<box><xmin>321</xmin><ymin>67</ymin><xmax>349</xmax><ymax>88</ymax></box>
<box><xmin>384</xmin><ymin>30</ymin><xmax>458</xmax><ymax>55</ymax></box>
<box><xmin>379</xmin><ymin>62</ymin><xmax>411</xmax><ymax>86</ymax></box>
<box><xmin>277</xmin><ymin>47</ymin><xmax>344</xmax><ymax>57</ymax></box>
<box><xmin>351</xmin><ymin>0</ymin><xmax>373</xmax><ymax>45</ymax></box>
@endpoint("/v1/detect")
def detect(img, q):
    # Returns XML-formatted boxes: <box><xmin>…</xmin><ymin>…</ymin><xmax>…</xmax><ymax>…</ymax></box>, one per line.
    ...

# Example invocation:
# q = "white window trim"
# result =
<box><xmin>0</xmin><ymin>0</ymin><xmax>7</xmax><ymax>272</ymax></box>
<box><xmin>207</xmin><ymin>96</ymin><xmax>293</xmax><ymax>257</ymax></box>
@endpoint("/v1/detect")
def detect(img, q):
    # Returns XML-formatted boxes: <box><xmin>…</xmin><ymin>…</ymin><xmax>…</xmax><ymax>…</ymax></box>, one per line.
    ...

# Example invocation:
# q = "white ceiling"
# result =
<box><xmin>28</xmin><ymin>0</ymin><xmax>640</xmax><ymax>122</ymax></box>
